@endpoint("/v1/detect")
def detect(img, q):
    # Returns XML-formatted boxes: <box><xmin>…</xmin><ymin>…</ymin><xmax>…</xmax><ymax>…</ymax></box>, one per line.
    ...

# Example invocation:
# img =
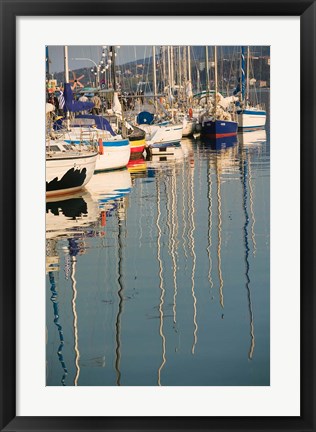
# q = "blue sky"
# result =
<box><xmin>47</xmin><ymin>46</ymin><xmax>152</xmax><ymax>74</ymax></box>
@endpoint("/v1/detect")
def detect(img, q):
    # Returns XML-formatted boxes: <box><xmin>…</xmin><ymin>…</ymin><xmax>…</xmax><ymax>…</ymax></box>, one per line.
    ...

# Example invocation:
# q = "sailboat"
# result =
<box><xmin>137</xmin><ymin>46</ymin><xmax>183</xmax><ymax>155</ymax></box>
<box><xmin>106</xmin><ymin>46</ymin><xmax>146</xmax><ymax>158</ymax></box>
<box><xmin>236</xmin><ymin>47</ymin><xmax>267</xmax><ymax>131</ymax></box>
<box><xmin>173</xmin><ymin>46</ymin><xmax>196</xmax><ymax>137</ymax></box>
<box><xmin>200</xmin><ymin>46</ymin><xmax>238</xmax><ymax>139</ymax></box>
<box><xmin>60</xmin><ymin>83</ymin><xmax>131</xmax><ymax>172</ymax></box>
<box><xmin>46</xmin><ymin>69</ymin><xmax>98</xmax><ymax>198</ymax></box>
<box><xmin>55</xmin><ymin>46</ymin><xmax>131</xmax><ymax>172</ymax></box>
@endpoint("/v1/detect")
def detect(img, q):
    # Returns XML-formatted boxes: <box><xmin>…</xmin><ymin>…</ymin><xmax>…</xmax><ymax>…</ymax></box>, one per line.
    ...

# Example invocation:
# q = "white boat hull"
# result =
<box><xmin>237</xmin><ymin>109</ymin><xmax>266</xmax><ymax>130</ymax></box>
<box><xmin>63</xmin><ymin>134</ymin><xmax>131</xmax><ymax>172</ymax></box>
<box><xmin>46</xmin><ymin>151</ymin><xmax>97</xmax><ymax>197</ymax></box>
<box><xmin>95</xmin><ymin>142</ymin><xmax>131</xmax><ymax>172</ymax></box>
<box><xmin>139</xmin><ymin>123</ymin><xmax>183</xmax><ymax>146</ymax></box>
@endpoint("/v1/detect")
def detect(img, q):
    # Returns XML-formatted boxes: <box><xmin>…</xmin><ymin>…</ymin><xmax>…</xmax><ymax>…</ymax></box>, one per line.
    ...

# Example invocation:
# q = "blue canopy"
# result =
<box><xmin>63</xmin><ymin>83</ymin><xmax>94</xmax><ymax>113</ymax></box>
<box><xmin>74</xmin><ymin>114</ymin><xmax>116</xmax><ymax>137</ymax></box>
<box><xmin>137</xmin><ymin>111</ymin><xmax>154</xmax><ymax>125</ymax></box>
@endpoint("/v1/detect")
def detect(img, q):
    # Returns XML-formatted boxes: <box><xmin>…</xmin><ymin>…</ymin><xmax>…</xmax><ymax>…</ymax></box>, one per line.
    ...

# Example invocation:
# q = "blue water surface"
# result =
<box><xmin>46</xmin><ymin>91</ymin><xmax>270</xmax><ymax>386</ymax></box>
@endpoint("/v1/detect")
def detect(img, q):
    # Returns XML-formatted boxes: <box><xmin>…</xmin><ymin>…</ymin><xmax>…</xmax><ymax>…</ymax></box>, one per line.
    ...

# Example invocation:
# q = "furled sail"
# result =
<box><xmin>63</xmin><ymin>83</ymin><xmax>94</xmax><ymax>113</ymax></box>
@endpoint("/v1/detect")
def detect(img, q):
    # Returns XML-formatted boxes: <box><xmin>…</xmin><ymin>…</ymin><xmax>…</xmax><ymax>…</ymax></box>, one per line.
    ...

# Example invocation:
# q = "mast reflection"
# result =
<box><xmin>240</xmin><ymin>147</ymin><xmax>256</xmax><ymax>359</ymax></box>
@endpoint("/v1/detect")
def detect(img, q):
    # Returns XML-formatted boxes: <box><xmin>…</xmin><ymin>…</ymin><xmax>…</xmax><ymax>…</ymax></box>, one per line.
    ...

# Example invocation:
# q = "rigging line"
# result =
<box><xmin>70</xmin><ymin>256</ymin><xmax>80</xmax><ymax>386</ymax></box>
<box><xmin>249</xmin><ymin>49</ymin><xmax>260</xmax><ymax>106</ymax></box>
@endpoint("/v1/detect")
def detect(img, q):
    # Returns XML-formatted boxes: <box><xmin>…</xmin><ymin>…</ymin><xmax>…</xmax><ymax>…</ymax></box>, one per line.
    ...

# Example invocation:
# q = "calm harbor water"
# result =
<box><xmin>46</xmin><ymin>93</ymin><xmax>270</xmax><ymax>387</ymax></box>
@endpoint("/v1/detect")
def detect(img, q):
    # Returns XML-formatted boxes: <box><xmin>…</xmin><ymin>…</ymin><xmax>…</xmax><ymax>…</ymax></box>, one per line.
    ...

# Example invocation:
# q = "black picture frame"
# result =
<box><xmin>0</xmin><ymin>1</ymin><xmax>315</xmax><ymax>431</ymax></box>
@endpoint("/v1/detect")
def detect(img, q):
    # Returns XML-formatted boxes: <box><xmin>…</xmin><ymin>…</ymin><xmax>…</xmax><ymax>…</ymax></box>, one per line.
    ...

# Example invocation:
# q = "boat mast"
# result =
<box><xmin>205</xmin><ymin>46</ymin><xmax>210</xmax><ymax>107</ymax></box>
<box><xmin>110</xmin><ymin>46</ymin><xmax>117</xmax><ymax>92</ymax></box>
<box><xmin>170</xmin><ymin>46</ymin><xmax>174</xmax><ymax>93</ymax></box>
<box><xmin>64</xmin><ymin>45</ymin><xmax>70</xmax><ymax>130</ymax></box>
<box><xmin>183</xmin><ymin>46</ymin><xmax>187</xmax><ymax>83</ymax></box>
<box><xmin>152</xmin><ymin>46</ymin><xmax>157</xmax><ymax>110</ymax></box>
<box><xmin>214</xmin><ymin>46</ymin><xmax>218</xmax><ymax>119</ymax></box>
<box><xmin>187</xmin><ymin>46</ymin><xmax>191</xmax><ymax>83</ymax></box>
<box><xmin>183</xmin><ymin>47</ymin><xmax>188</xmax><ymax>105</ymax></box>
<box><xmin>64</xmin><ymin>46</ymin><xmax>69</xmax><ymax>85</ymax></box>
<box><xmin>167</xmin><ymin>46</ymin><xmax>171</xmax><ymax>96</ymax></box>
<box><xmin>162</xmin><ymin>46</ymin><xmax>166</xmax><ymax>92</ymax></box>
<box><xmin>246</xmin><ymin>46</ymin><xmax>250</xmax><ymax>104</ymax></box>
<box><xmin>178</xmin><ymin>46</ymin><xmax>182</xmax><ymax>100</ymax></box>
<box><xmin>46</xmin><ymin>46</ymin><xmax>50</xmax><ymax>80</ymax></box>
<box><xmin>241</xmin><ymin>46</ymin><xmax>246</xmax><ymax>104</ymax></box>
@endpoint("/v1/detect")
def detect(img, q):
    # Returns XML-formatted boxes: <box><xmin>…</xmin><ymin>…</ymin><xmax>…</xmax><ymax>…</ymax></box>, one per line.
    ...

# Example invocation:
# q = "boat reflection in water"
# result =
<box><xmin>46</xmin><ymin>129</ymin><xmax>269</xmax><ymax>386</ymax></box>
<box><xmin>127</xmin><ymin>157</ymin><xmax>148</xmax><ymax>180</ymax></box>
<box><xmin>86</xmin><ymin>169</ymin><xmax>132</xmax><ymax>210</ymax></box>
<box><xmin>46</xmin><ymin>190</ymin><xmax>100</xmax><ymax>240</ymax></box>
<box><xmin>200</xmin><ymin>134</ymin><xmax>239</xmax><ymax>151</ymax></box>
<box><xmin>46</xmin><ymin>170</ymin><xmax>132</xmax><ymax>386</ymax></box>
<box><xmin>238</xmin><ymin>128</ymin><xmax>267</xmax><ymax>147</ymax></box>
<box><xmin>46</xmin><ymin>191</ymin><xmax>99</xmax><ymax>386</ymax></box>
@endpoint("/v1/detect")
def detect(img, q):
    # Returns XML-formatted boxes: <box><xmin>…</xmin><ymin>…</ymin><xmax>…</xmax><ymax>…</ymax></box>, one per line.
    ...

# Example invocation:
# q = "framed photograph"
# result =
<box><xmin>1</xmin><ymin>0</ymin><xmax>315</xmax><ymax>431</ymax></box>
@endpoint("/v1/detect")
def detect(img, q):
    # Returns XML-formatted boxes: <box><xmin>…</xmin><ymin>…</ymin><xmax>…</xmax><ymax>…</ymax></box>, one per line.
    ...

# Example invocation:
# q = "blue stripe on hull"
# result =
<box><xmin>65</xmin><ymin>139</ymin><xmax>129</xmax><ymax>148</ymax></box>
<box><xmin>242</xmin><ymin>109</ymin><xmax>266</xmax><ymax>116</ymax></box>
